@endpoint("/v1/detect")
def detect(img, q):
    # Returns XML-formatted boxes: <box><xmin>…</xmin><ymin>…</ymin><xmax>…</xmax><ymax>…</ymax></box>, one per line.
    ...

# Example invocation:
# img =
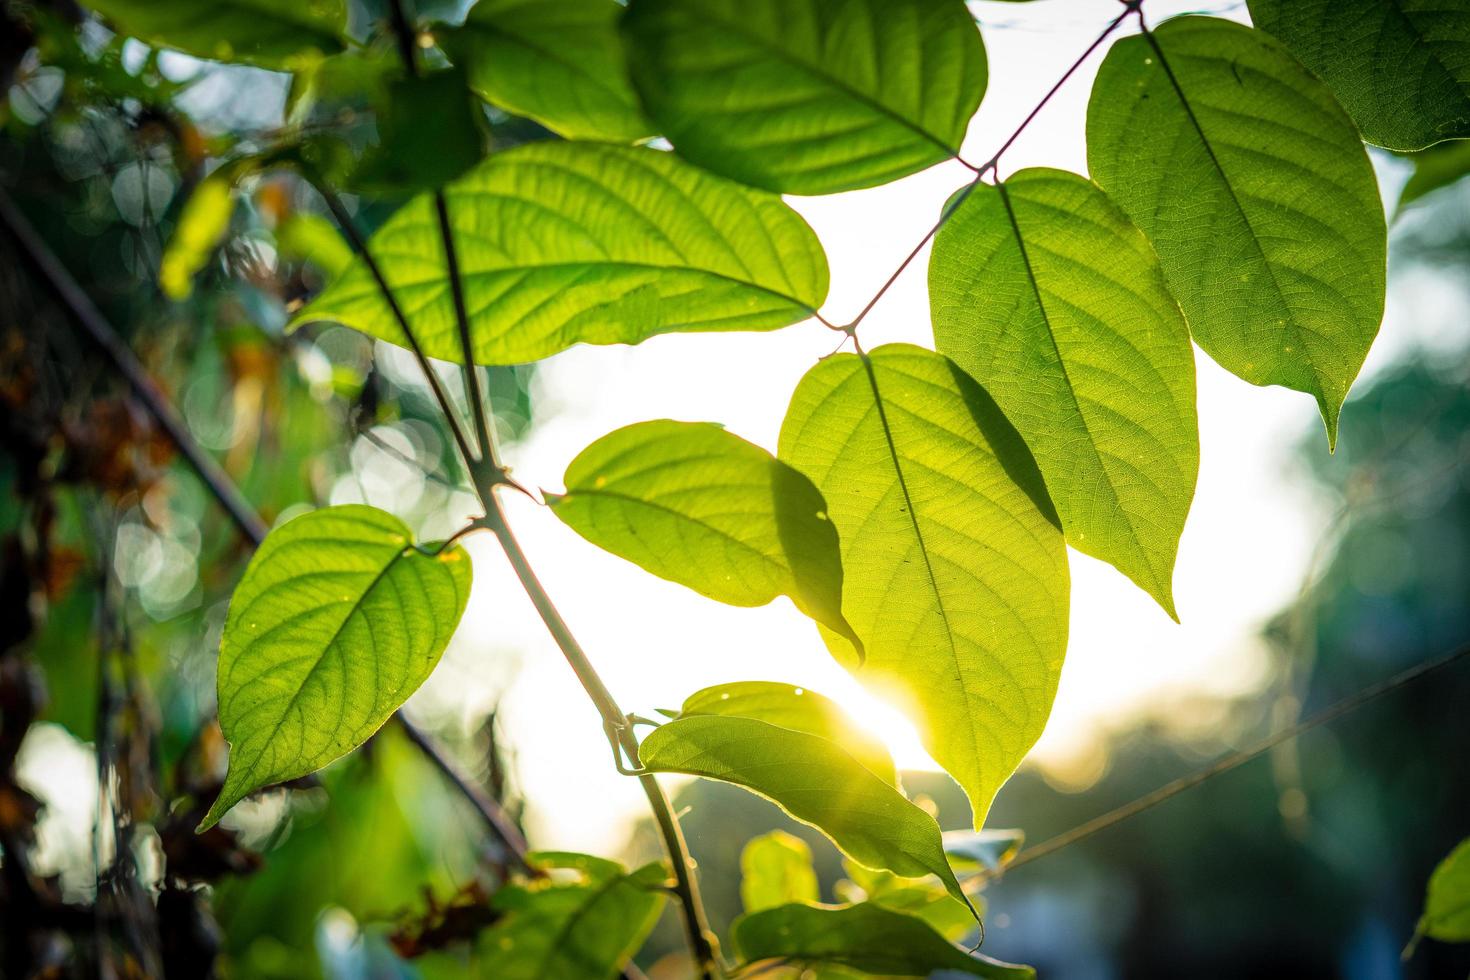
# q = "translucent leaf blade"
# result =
<box><xmin>443</xmin><ymin>0</ymin><xmax>654</xmax><ymax>142</ymax></box>
<box><xmin>293</xmin><ymin>142</ymin><xmax>829</xmax><ymax>365</ymax></box>
<box><xmin>741</xmin><ymin>831</ymin><xmax>819</xmax><ymax>913</ymax></box>
<box><xmin>622</xmin><ymin>0</ymin><xmax>986</xmax><ymax>194</ymax></box>
<box><xmin>679</xmin><ymin>680</ymin><xmax>894</xmax><ymax>785</ymax></box>
<box><xmin>482</xmin><ymin>852</ymin><xmax>668</xmax><ymax>979</ymax></box>
<box><xmin>1421</xmin><ymin>836</ymin><xmax>1470</xmax><ymax>942</ymax></box>
<box><xmin>930</xmin><ymin>168</ymin><xmax>1199</xmax><ymax>616</ymax></box>
<box><xmin>80</xmin><ymin>0</ymin><xmax>345</xmax><ymax>68</ymax></box>
<box><xmin>778</xmin><ymin>344</ymin><xmax>1069</xmax><ymax>828</ymax></box>
<box><xmin>201</xmin><ymin>505</ymin><xmax>471</xmax><ymax>830</ymax></box>
<box><xmin>639</xmin><ymin>713</ymin><xmax>971</xmax><ymax>908</ymax></box>
<box><xmin>1246</xmin><ymin>0</ymin><xmax>1470</xmax><ymax>152</ymax></box>
<box><xmin>732</xmin><ymin>903</ymin><xmax>1034</xmax><ymax>979</ymax></box>
<box><xmin>548</xmin><ymin>421</ymin><xmax>858</xmax><ymax>648</ymax></box>
<box><xmin>1087</xmin><ymin>16</ymin><xmax>1386</xmax><ymax>447</ymax></box>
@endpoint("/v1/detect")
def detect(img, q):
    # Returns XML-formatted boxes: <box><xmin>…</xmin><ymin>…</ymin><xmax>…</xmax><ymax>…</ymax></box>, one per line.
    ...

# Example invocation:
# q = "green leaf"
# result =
<box><xmin>733</xmin><ymin>903</ymin><xmax>1034</xmax><ymax>978</ymax></box>
<box><xmin>778</xmin><ymin>344</ymin><xmax>1069</xmax><ymax>828</ymax></box>
<box><xmin>294</xmin><ymin>141</ymin><xmax>828</xmax><ymax>364</ymax></box>
<box><xmin>943</xmin><ymin>828</ymin><xmax>1024</xmax><ymax>874</ymax></box>
<box><xmin>1419</xmin><ymin>836</ymin><xmax>1470</xmax><ymax>943</ymax></box>
<box><xmin>621</xmin><ymin>0</ymin><xmax>986</xmax><ymax>194</ymax></box>
<box><xmin>549</xmin><ymin>421</ymin><xmax>858</xmax><ymax>651</ymax></box>
<box><xmin>678</xmin><ymin>680</ymin><xmax>894</xmax><ymax>785</ymax></box>
<box><xmin>930</xmin><ymin>168</ymin><xmax>1198</xmax><ymax>616</ymax></box>
<box><xmin>200</xmin><ymin>505</ymin><xmax>471</xmax><ymax>830</ymax></box>
<box><xmin>1245</xmin><ymin>0</ymin><xmax>1470</xmax><ymax>152</ymax></box>
<box><xmin>350</xmin><ymin>67</ymin><xmax>487</xmax><ymax>195</ymax></box>
<box><xmin>1087</xmin><ymin>16</ymin><xmax>1386</xmax><ymax>448</ymax></box>
<box><xmin>837</xmin><ymin>861</ymin><xmax>977</xmax><ymax>942</ymax></box>
<box><xmin>160</xmin><ymin>178</ymin><xmax>234</xmax><ymax>300</ymax></box>
<box><xmin>442</xmin><ymin>0</ymin><xmax>653</xmax><ymax>142</ymax></box>
<box><xmin>1399</xmin><ymin>139</ymin><xmax>1470</xmax><ymax>213</ymax></box>
<box><xmin>639</xmin><ymin>713</ymin><xmax>972</xmax><ymax>910</ymax></box>
<box><xmin>481</xmin><ymin>851</ymin><xmax>668</xmax><ymax>979</ymax></box>
<box><xmin>275</xmin><ymin>212</ymin><xmax>354</xmax><ymax>279</ymax></box>
<box><xmin>79</xmin><ymin>0</ymin><xmax>345</xmax><ymax>69</ymax></box>
<box><xmin>741</xmin><ymin>831</ymin><xmax>820</xmax><ymax>913</ymax></box>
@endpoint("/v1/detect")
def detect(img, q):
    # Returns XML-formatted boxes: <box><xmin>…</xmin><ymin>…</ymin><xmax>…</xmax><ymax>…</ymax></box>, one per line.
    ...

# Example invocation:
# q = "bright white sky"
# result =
<box><xmin>398</xmin><ymin>0</ymin><xmax>1460</xmax><ymax>854</ymax></box>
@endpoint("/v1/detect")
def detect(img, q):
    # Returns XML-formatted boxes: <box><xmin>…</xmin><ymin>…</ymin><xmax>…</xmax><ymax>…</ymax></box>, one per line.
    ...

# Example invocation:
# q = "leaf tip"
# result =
<box><xmin>196</xmin><ymin>791</ymin><xmax>234</xmax><ymax>834</ymax></box>
<box><xmin>1318</xmin><ymin>393</ymin><xmax>1343</xmax><ymax>453</ymax></box>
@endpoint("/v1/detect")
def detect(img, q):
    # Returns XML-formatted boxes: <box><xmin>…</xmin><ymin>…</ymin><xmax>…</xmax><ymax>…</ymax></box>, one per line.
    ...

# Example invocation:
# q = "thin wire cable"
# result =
<box><xmin>976</xmin><ymin>642</ymin><xmax>1470</xmax><ymax>883</ymax></box>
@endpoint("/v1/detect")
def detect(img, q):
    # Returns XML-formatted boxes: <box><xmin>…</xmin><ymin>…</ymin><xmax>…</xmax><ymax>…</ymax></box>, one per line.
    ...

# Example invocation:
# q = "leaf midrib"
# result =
<box><xmin>229</xmin><ymin>546</ymin><xmax>412</xmax><ymax>789</ymax></box>
<box><xmin>1140</xmin><ymin>27</ymin><xmax>1324</xmax><ymax>391</ymax></box>
<box><xmin>673</xmin><ymin>4</ymin><xmax>961</xmax><ymax>159</ymax></box>
<box><xmin>994</xmin><ymin>181</ymin><xmax>1164</xmax><ymax>596</ymax></box>
<box><xmin>853</xmin><ymin>354</ymin><xmax>977</xmax><ymax>769</ymax></box>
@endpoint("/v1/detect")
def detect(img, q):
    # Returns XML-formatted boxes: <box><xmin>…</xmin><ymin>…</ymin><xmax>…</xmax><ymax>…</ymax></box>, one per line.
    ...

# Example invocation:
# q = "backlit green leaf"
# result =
<box><xmin>481</xmin><ymin>851</ymin><xmax>668</xmax><ymax>979</ymax></box>
<box><xmin>943</xmin><ymin>828</ymin><xmax>1024</xmax><ymax>874</ymax></box>
<box><xmin>349</xmin><ymin>67</ymin><xmax>486</xmax><ymax>195</ymax></box>
<box><xmin>80</xmin><ymin>0</ymin><xmax>345</xmax><ymax>69</ymax></box>
<box><xmin>548</xmin><ymin>421</ymin><xmax>857</xmax><ymax>648</ymax></box>
<box><xmin>837</xmin><ymin>861</ymin><xmax>976</xmax><ymax>942</ymax></box>
<box><xmin>931</xmin><ymin>168</ymin><xmax>1198</xmax><ymax>616</ymax></box>
<box><xmin>1419</xmin><ymin>836</ymin><xmax>1470</xmax><ymax>943</ymax></box>
<box><xmin>442</xmin><ymin>0</ymin><xmax>653</xmax><ymax>141</ymax></box>
<box><xmin>741</xmin><ymin>831</ymin><xmax>820</xmax><ymax>913</ymax></box>
<box><xmin>778</xmin><ymin>344</ymin><xmax>1068</xmax><ymax>828</ymax></box>
<box><xmin>1087</xmin><ymin>16</ymin><xmax>1386</xmax><ymax>447</ymax></box>
<box><xmin>160</xmin><ymin>178</ymin><xmax>234</xmax><ymax>300</ymax></box>
<box><xmin>200</xmin><ymin>505</ymin><xmax>471</xmax><ymax>830</ymax></box>
<box><xmin>1399</xmin><ymin>140</ymin><xmax>1470</xmax><ymax>214</ymax></box>
<box><xmin>275</xmin><ymin>213</ymin><xmax>354</xmax><ymax>279</ymax></box>
<box><xmin>1246</xmin><ymin>0</ymin><xmax>1470</xmax><ymax>152</ymax></box>
<box><xmin>639</xmin><ymin>713</ymin><xmax>972</xmax><ymax>909</ymax></box>
<box><xmin>733</xmin><ymin>903</ymin><xmax>1034</xmax><ymax>979</ymax></box>
<box><xmin>294</xmin><ymin>141</ymin><xmax>828</xmax><ymax>364</ymax></box>
<box><xmin>622</xmin><ymin>0</ymin><xmax>986</xmax><ymax>194</ymax></box>
<box><xmin>678</xmin><ymin>680</ymin><xmax>894</xmax><ymax>785</ymax></box>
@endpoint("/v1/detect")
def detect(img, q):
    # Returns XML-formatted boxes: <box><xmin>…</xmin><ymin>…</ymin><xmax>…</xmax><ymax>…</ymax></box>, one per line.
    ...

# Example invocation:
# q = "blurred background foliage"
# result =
<box><xmin>1</xmin><ymin>0</ymin><xmax>1468</xmax><ymax>977</ymax></box>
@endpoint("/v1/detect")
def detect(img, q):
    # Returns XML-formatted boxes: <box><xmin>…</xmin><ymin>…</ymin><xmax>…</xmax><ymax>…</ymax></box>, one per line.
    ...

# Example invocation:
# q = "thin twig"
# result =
<box><xmin>381</xmin><ymin>3</ymin><xmax>718</xmax><ymax>971</ymax></box>
<box><xmin>842</xmin><ymin>2</ymin><xmax>1137</xmax><ymax>334</ymax></box>
<box><xmin>978</xmin><ymin>642</ymin><xmax>1470</xmax><ymax>882</ymax></box>
<box><xmin>395</xmin><ymin>716</ymin><xmax>537</xmax><ymax>876</ymax></box>
<box><xmin>0</xmin><ymin>188</ymin><xmax>269</xmax><ymax>545</ymax></box>
<box><xmin>306</xmin><ymin>174</ymin><xmax>479</xmax><ymax>472</ymax></box>
<box><xmin>0</xmin><ymin>185</ymin><xmax>531</xmax><ymax>874</ymax></box>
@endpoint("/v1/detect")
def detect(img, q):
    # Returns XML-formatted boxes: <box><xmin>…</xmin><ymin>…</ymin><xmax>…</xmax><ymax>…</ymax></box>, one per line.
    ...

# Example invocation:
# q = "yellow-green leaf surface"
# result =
<box><xmin>741</xmin><ymin>831</ymin><xmax>820</xmax><ymax>913</ymax></box>
<box><xmin>930</xmin><ymin>168</ymin><xmax>1198</xmax><ymax>616</ymax></box>
<box><xmin>294</xmin><ymin>142</ymin><xmax>828</xmax><ymax>364</ymax></box>
<box><xmin>622</xmin><ymin>0</ymin><xmax>986</xmax><ymax>195</ymax></box>
<box><xmin>1399</xmin><ymin>140</ymin><xmax>1470</xmax><ymax>214</ymax></box>
<box><xmin>160</xmin><ymin>178</ymin><xmax>234</xmax><ymax>300</ymax></box>
<box><xmin>733</xmin><ymin>903</ymin><xmax>1034</xmax><ymax>979</ymax></box>
<box><xmin>1087</xmin><ymin>16</ymin><xmax>1387</xmax><ymax>447</ymax></box>
<box><xmin>442</xmin><ymin>0</ymin><xmax>653</xmax><ymax>141</ymax></box>
<box><xmin>943</xmin><ymin>828</ymin><xmax>1024</xmax><ymax>874</ymax></box>
<box><xmin>1419</xmin><ymin>836</ymin><xmax>1470</xmax><ymax>943</ymax></box>
<box><xmin>679</xmin><ymin>680</ymin><xmax>894</xmax><ymax>785</ymax></box>
<box><xmin>778</xmin><ymin>344</ymin><xmax>1068</xmax><ymax>828</ymax></box>
<box><xmin>481</xmin><ymin>852</ymin><xmax>667</xmax><ymax>979</ymax></box>
<box><xmin>838</xmin><ymin>860</ymin><xmax>976</xmax><ymax>942</ymax></box>
<box><xmin>639</xmin><ymin>714</ymin><xmax>972</xmax><ymax>909</ymax></box>
<box><xmin>80</xmin><ymin>0</ymin><xmax>345</xmax><ymax>68</ymax></box>
<box><xmin>548</xmin><ymin>421</ymin><xmax>857</xmax><ymax>648</ymax></box>
<box><xmin>1246</xmin><ymin>0</ymin><xmax>1470</xmax><ymax>152</ymax></box>
<box><xmin>201</xmin><ymin>505</ymin><xmax>471</xmax><ymax>830</ymax></box>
